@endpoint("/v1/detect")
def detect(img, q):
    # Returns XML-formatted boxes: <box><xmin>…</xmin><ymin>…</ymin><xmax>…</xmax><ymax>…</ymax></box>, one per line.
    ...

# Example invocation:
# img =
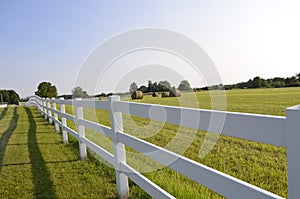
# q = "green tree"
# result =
<box><xmin>0</xmin><ymin>90</ymin><xmax>9</xmax><ymax>103</ymax></box>
<box><xmin>147</xmin><ymin>81</ymin><xmax>158</xmax><ymax>92</ymax></box>
<box><xmin>178</xmin><ymin>80</ymin><xmax>192</xmax><ymax>91</ymax></box>
<box><xmin>72</xmin><ymin>86</ymin><xmax>89</xmax><ymax>98</ymax></box>
<box><xmin>158</xmin><ymin>80</ymin><xmax>171</xmax><ymax>91</ymax></box>
<box><xmin>129</xmin><ymin>82</ymin><xmax>138</xmax><ymax>94</ymax></box>
<box><xmin>8</xmin><ymin>90</ymin><xmax>20</xmax><ymax>104</ymax></box>
<box><xmin>35</xmin><ymin>82</ymin><xmax>58</xmax><ymax>98</ymax></box>
<box><xmin>147</xmin><ymin>80</ymin><xmax>152</xmax><ymax>93</ymax></box>
<box><xmin>285</xmin><ymin>76</ymin><xmax>298</xmax><ymax>86</ymax></box>
<box><xmin>0</xmin><ymin>89</ymin><xmax>20</xmax><ymax>105</ymax></box>
<box><xmin>248</xmin><ymin>77</ymin><xmax>267</xmax><ymax>88</ymax></box>
<box><xmin>138</xmin><ymin>85</ymin><xmax>148</xmax><ymax>93</ymax></box>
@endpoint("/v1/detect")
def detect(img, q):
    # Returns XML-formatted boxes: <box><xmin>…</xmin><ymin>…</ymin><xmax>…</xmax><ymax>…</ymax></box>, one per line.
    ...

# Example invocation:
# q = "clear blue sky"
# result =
<box><xmin>1</xmin><ymin>0</ymin><xmax>299</xmax><ymax>97</ymax></box>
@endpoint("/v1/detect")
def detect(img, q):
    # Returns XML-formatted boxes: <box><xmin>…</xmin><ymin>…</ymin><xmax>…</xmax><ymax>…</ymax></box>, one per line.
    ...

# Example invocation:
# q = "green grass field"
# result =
<box><xmin>62</xmin><ymin>87</ymin><xmax>300</xmax><ymax>198</ymax></box>
<box><xmin>1</xmin><ymin>87</ymin><xmax>300</xmax><ymax>198</ymax></box>
<box><xmin>0</xmin><ymin>106</ymin><xmax>152</xmax><ymax>198</ymax></box>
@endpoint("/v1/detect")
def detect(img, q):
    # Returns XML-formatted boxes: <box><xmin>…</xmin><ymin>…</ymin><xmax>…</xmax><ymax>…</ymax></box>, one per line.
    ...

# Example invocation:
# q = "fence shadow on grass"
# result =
<box><xmin>0</xmin><ymin>107</ymin><xmax>8</xmax><ymax>121</ymax></box>
<box><xmin>25</xmin><ymin>107</ymin><xmax>58</xmax><ymax>199</ymax></box>
<box><xmin>0</xmin><ymin>108</ymin><xmax>18</xmax><ymax>172</ymax></box>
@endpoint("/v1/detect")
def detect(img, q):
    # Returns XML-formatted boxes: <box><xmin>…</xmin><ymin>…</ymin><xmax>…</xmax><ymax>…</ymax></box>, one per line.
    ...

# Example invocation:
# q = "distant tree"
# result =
<box><xmin>158</xmin><ymin>80</ymin><xmax>171</xmax><ymax>91</ymax></box>
<box><xmin>178</xmin><ymin>80</ymin><xmax>192</xmax><ymax>91</ymax></box>
<box><xmin>129</xmin><ymin>82</ymin><xmax>138</xmax><ymax>94</ymax></box>
<box><xmin>285</xmin><ymin>76</ymin><xmax>298</xmax><ymax>86</ymax></box>
<box><xmin>236</xmin><ymin>82</ymin><xmax>248</xmax><ymax>89</ymax></box>
<box><xmin>72</xmin><ymin>86</ymin><xmax>89</xmax><ymax>98</ymax></box>
<box><xmin>248</xmin><ymin>76</ymin><xmax>267</xmax><ymax>88</ymax></box>
<box><xmin>100</xmin><ymin>93</ymin><xmax>107</xmax><ymax>97</ymax></box>
<box><xmin>147</xmin><ymin>81</ymin><xmax>158</xmax><ymax>92</ymax></box>
<box><xmin>209</xmin><ymin>84</ymin><xmax>224</xmax><ymax>90</ymax></box>
<box><xmin>199</xmin><ymin>73</ymin><xmax>300</xmax><ymax>90</ymax></box>
<box><xmin>0</xmin><ymin>90</ymin><xmax>9</xmax><ymax>103</ymax></box>
<box><xmin>273</xmin><ymin>77</ymin><xmax>285</xmax><ymax>82</ymax></box>
<box><xmin>147</xmin><ymin>80</ymin><xmax>152</xmax><ymax>93</ymax></box>
<box><xmin>83</xmin><ymin>90</ymin><xmax>88</xmax><ymax>97</ymax></box>
<box><xmin>8</xmin><ymin>90</ymin><xmax>20</xmax><ymax>104</ymax></box>
<box><xmin>35</xmin><ymin>82</ymin><xmax>57</xmax><ymax>98</ymax></box>
<box><xmin>152</xmin><ymin>82</ymin><xmax>158</xmax><ymax>92</ymax></box>
<box><xmin>138</xmin><ymin>85</ymin><xmax>148</xmax><ymax>93</ymax></box>
<box><xmin>0</xmin><ymin>89</ymin><xmax>20</xmax><ymax>105</ymax></box>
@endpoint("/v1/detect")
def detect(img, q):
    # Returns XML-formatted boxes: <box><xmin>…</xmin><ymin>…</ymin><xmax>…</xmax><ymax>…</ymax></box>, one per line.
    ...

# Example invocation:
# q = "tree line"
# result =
<box><xmin>130</xmin><ymin>80</ymin><xmax>192</xmax><ymax>94</ymax></box>
<box><xmin>32</xmin><ymin>73</ymin><xmax>300</xmax><ymax>100</ymax></box>
<box><xmin>34</xmin><ymin>82</ymin><xmax>89</xmax><ymax>99</ymax></box>
<box><xmin>195</xmin><ymin>73</ymin><xmax>300</xmax><ymax>91</ymax></box>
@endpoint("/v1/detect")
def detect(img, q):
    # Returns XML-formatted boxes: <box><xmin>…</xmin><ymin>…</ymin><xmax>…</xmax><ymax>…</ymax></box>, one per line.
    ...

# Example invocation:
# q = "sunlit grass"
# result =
<box><xmin>0</xmin><ymin>107</ymin><xmax>119</xmax><ymax>198</ymax></box>
<box><xmin>2</xmin><ymin>87</ymin><xmax>299</xmax><ymax>198</ymax></box>
<box><xmin>62</xmin><ymin>87</ymin><xmax>300</xmax><ymax>198</ymax></box>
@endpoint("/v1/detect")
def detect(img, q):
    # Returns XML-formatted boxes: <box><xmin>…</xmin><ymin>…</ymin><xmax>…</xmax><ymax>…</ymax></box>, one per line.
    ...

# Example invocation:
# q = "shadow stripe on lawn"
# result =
<box><xmin>0</xmin><ymin>107</ymin><xmax>8</xmax><ymax>121</ymax></box>
<box><xmin>1</xmin><ymin>159</ymin><xmax>79</xmax><ymax>167</ymax></box>
<box><xmin>26</xmin><ymin>107</ymin><xmax>58</xmax><ymax>199</ymax></box>
<box><xmin>0</xmin><ymin>108</ymin><xmax>18</xmax><ymax>173</ymax></box>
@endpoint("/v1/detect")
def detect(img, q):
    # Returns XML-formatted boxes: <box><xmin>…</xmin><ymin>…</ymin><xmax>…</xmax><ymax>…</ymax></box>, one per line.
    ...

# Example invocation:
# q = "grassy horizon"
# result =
<box><xmin>1</xmin><ymin>87</ymin><xmax>300</xmax><ymax>198</ymax></box>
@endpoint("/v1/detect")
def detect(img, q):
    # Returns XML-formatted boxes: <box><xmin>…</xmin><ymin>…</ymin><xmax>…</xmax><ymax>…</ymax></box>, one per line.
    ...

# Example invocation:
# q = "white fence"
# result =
<box><xmin>26</xmin><ymin>95</ymin><xmax>300</xmax><ymax>199</ymax></box>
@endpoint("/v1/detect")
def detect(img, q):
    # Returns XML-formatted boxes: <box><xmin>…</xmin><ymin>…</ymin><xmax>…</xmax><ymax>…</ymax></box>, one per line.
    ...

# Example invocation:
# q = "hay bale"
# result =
<box><xmin>170</xmin><ymin>89</ymin><xmax>181</xmax><ymax>97</ymax></box>
<box><xmin>152</xmin><ymin>92</ymin><xmax>159</xmax><ymax>97</ymax></box>
<box><xmin>161</xmin><ymin>92</ymin><xmax>170</xmax><ymax>97</ymax></box>
<box><xmin>131</xmin><ymin>90</ymin><xmax>143</xmax><ymax>100</ymax></box>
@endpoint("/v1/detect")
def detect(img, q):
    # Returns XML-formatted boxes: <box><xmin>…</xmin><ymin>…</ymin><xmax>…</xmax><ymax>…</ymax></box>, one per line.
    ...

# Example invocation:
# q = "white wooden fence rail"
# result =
<box><xmin>26</xmin><ymin>95</ymin><xmax>300</xmax><ymax>199</ymax></box>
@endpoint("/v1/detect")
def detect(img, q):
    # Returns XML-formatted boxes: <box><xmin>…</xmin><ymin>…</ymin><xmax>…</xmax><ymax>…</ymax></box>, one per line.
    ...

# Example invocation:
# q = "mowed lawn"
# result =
<box><xmin>0</xmin><ymin>107</ymin><xmax>149</xmax><ymax>198</ymax></box>
<box><xmin>1</xmin><ymin>87</ymin><xmax>300</xmax><ymax>198</ymax></box>
<box><xmin>64</xmin><ymin>87</ymin><xmax>300</xmax><ymax>198</ymax></box>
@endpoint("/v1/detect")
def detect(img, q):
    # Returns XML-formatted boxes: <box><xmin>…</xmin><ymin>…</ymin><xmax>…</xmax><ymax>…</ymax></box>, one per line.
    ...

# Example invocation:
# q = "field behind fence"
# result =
<box><xmin>26</xmin><ymin>87</ymin><xmax>300</xmax><ymax>199</ymax></box>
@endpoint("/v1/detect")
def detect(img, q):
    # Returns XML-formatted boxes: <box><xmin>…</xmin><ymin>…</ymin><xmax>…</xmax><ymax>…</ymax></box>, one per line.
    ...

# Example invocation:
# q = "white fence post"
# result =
<box><xmin>60</xmin><ymin>97</ymin><xmax>68</xmax><ymax>144</ymax></box>
<box><xmin>43</xmin><ymin>98</ymin><xmax>47</xmax><ymax>119</ymax></box>
<box><xmin>38</xmin><ymin>98</ymin><xmax>42</xmax><ymax>113</ymax></box>
<box><xmin>47</xmin><ymin>98</ymin><xmax>53</xmax><ymax>124</ymax></box>
<box><xmin>75</xmin><ymin>98</ymin><xmax>87</xmax><ymax>160</ymax></box>
<box><xmin>36</xmin><ymin>97</ymin><xmax>41</xmax><ymax>114</ymax></box>
<box><xmin>286</xmin><ymin>105</ymin><xmax>300</xmax><ymax>199</ymax></box>
<box><xmin>52</xmin><ymin>97</ymin><xmax>59</xmax><ymax>132</ymax></box>
<box><xmin>39</xmin><ymin>98</ymin><xmax>43</xmax><ymax>116</ymax></box>
<box><xmin>109</xmin><ymin>96</ymin><xmax>129</xmax><ymax>199</ymax></box>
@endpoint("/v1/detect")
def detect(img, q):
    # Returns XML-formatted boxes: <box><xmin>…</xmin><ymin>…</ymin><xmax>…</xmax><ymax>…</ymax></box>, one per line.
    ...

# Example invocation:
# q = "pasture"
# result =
<box><xmin>63</xmin><ymin>87</ymin><xmax>300</xmax><ymax>198</ymax></box>
<box><xmin>1</xmin><ymin>87</ymin><xmax>300</xmax><ymax>198</ymax></box>
<box><xmin>0</xmin><ymin>107</ymin><xmax>158</xmax><ymax>198</ymax></box>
